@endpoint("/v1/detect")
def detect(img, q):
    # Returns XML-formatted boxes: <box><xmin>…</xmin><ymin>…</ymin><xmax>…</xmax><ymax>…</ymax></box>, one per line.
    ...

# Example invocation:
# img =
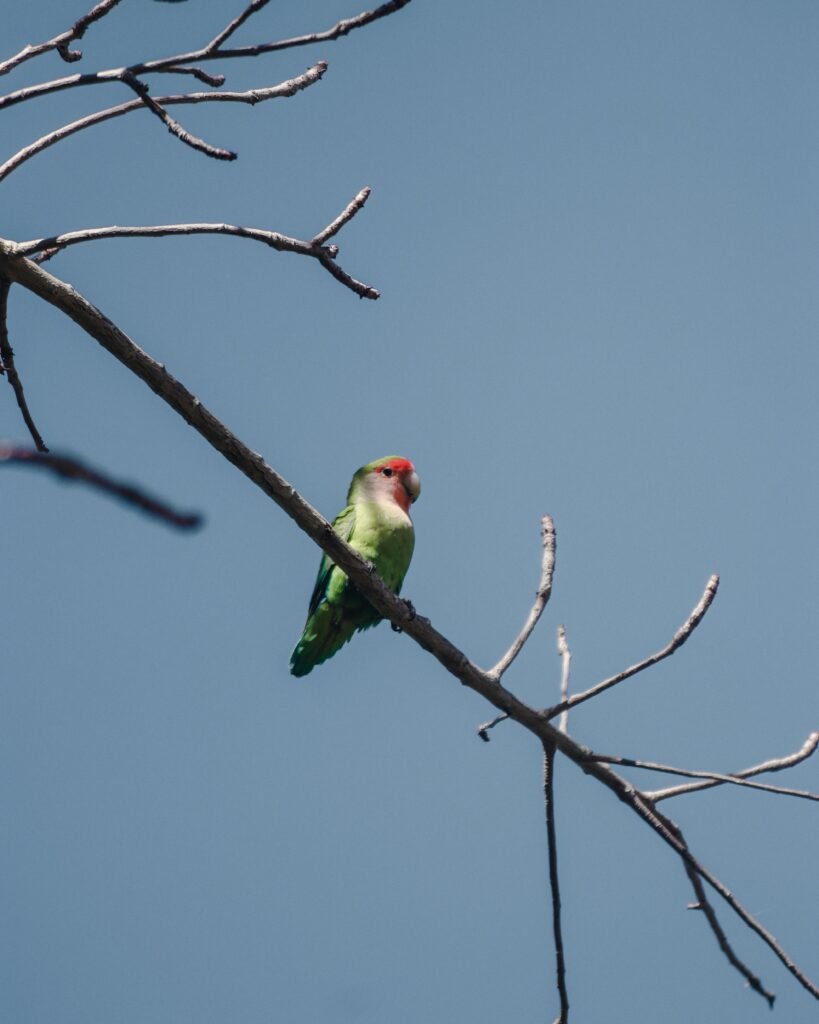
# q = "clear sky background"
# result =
<box><xmin>2</xmin><ymin>2</ymin><xmax>817</xmax><ymax>1022</ymax></box>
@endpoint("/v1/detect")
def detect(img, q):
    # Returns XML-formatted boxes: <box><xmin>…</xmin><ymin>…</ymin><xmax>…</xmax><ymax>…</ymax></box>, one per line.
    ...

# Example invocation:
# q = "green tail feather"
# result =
<box><xmin>290</xmin><ymin>602</ymin><xmax>378</xmax><ymax>677</ymax></box>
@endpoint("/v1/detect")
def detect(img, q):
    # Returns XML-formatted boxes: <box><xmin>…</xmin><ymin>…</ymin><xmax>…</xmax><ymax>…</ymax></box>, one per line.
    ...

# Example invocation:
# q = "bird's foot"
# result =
<box><xmin>365</xmin><ymin>561</ymin><xmax>377</xmax><ymax>577</ymax></box>
<box><xmin>391</xmin><ymin>599</ymin><xmax>416</xmax><ymax>633</ymax></box>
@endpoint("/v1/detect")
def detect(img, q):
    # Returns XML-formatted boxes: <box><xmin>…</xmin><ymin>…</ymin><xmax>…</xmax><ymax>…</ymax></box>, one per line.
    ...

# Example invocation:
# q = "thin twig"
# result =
<box><xmin>648</xmin><ymin>731</ymin><xmax>819</xmax><ymax>802</ymax></box>
<box><xmin>543</xmin><ymin>742</ymin><xmax>569</xmax><ymax>1023</ymax></box>
<box><xmin>0</xmin><ymin>277</ymin><xmax>48</xmax><ymax>451</ymax></box>
<box><xmin>557</xmin><ymin>625</ymin><xmax>571</xmax><ymax>734</ymax></box>
<box><xmin>312</xmin><ymin>187</ymin><xmax>372</xmax><ymax>245</ymax></box>
<box><xmin>121</xmin><ymin>71</ymin><xmax>236</xmax><ymax>161</ymax></box>
<box><xmin>0</xmin><ymin>0</ymin><xmax>411</xmax><ymax>111</ymax></box>
<box><xmin>0</xmin><ymin>63</ymin><xmax>328</xmax><ymax>184</ymax></box>
<box><xmin>0</xmin><ymin>444</ymin><xmax>202</xmax><ymax>529</ymax></box>
<box><xmin>15</xmin><ymin>205</ymin><xmax>378</xmax><ymax>300</ymax></box>
<box><xmin>587</xmin><ymin>752</ymin><xmax>819</xmax><ymax>802</ymax></box>
<box><xmin>668</xmin><ymin>822</ymin><xmax>776</xmax><ymax>1006</ymax></box>
<box><xmin>204</xmin><ymin>0</ymin><xmax>273</xmax><ymax>53</ymax></box>
<box><xmin>154</xmin><ymin>66</ymin><xmax>226</xmax><ymax>87</ymax></box>
<box><xmin>547</xmin><ymin>574</ymin><xmax>720</xmax><ymax>717</ymax></box>
<box><xmin>0</xmin><ymin>0</ymin><xmax>122</xmax><ymax>77</ymax></box>
<box><xmin>477</xmin><ymin>712</ymin><xmax>509</xmax><ymax>742</ymax></box>
<box><xmin>490</xmin><ymin>516</ymin><xmax>556</xmax><ymax>678</ymax></box>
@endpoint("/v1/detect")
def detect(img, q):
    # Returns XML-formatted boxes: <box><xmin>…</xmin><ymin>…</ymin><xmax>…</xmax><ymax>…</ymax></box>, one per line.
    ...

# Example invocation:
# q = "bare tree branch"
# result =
<box><xmin>490</xmin><ymin>515</ymin><xmax>556</xmax><ymax>678</ymax></box>
<box><xmin>1</xmin><ymin>243</ymin><xmax>815</xmax><ymax>1005</ymax></box>
<box><xmin>664</xmin><ymin>817</ymin><xmax>777</xmax><ymax>1006</ymax></box>
<box><xmin>0</xmin><ymin>277</ymin><xmax>48</xmax><ymax>451</ymax></box>
<box><xmin>14</xmin><ymin>197</ymin><xmax>377</xmax><ymax>299</ymax></box>
<box><xmin>0</xmin><ymin>1</ymin><xmax>411</xmax><ymax>111</ymax></box>
<box><xmin>0</xmin><ymin>444</ymin><xmax>202</xmax><ymax>529</ymax></box>
<box><xmin>0</xmin><ymin>63</ymin><xmax>328</xmax><ymax>183</ymax></box>
<box><xmin>543</xmin><ymin>742</ymin><xmax>569</xmax><ymax>1023</ymax></box>
<box><xmin>0</xmin><ymin>0</ymin><xmax>122</xmax><ymax>77</ymax></box>
<box><xmin>587</xmin><ymin>751</ymin><xmax>819</xmax><ymax>802</ymax></box>
<box><xmin>547</xmin><ymin>574</ymin><xmax>720</xmax><ymax>718</ymax></box>
<box><xmin>312</xmin><ymin>187</ymin><xmax>372</xmax><ymax>246</ymax></box>
<box><xmin>204</xmin><ymin>0</ymin><xmax>273</xmax><ymax>53</ymax></box>
<box><xmin>648</xmin><ymin>731</ymin><xmax>819</xmax><ymax>802</ymax></box>
<box><xmin>120</xmin><ymin>70</ymin><xmax>236</xmax><ymax>161</ymax></box>
<box><xmin>579</xmin><ymin>759</ymin><xmax>819</xmax><ymax>1002</ymax></box>
<box><xmin>154</xmin><ymin>65</ymin><xmax>226</xmax><ymax>87</ymax></box>
<box><xmin>477</xmin><ymin>711</ymin><xmax>508</xmax><ymax>742</ymax></box>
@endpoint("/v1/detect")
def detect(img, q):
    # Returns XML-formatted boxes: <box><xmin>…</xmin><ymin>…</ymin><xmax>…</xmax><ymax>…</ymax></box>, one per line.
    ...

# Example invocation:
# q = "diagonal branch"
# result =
<box><xmin>576</xmin><ymin>757</ymin><xmax>819</xmax><ymax>1002</ymax></box>
<box><xmin>14</xmin><ymin>200</ymin><xmax>378</xmax><ymax>300</ymax></box>
<box><xmin>648</xmin><ymin>731</ymin><xmax>819</xmax><ymax>802</ymax></box>
<box><xmin>204</xmin><ymin>0</ymin><xmax>274</xmax><ymax>53</ymax></box>
<box><xmin>0</xmin><ymin>0</ymin><xmax>122</xmax><ymax>77</ymax></box>
<box><xmin>0</xmin><ymin>276</ymin><xmax>48</xmax><ymax>451</ymax></box>
<box><xmin>0</xmin><ymin>0</ymin><xmax>411</xmax><ymax>111</ymax></box>
<box><xmin>664</xmin><ymin>817</ymin><xmax>776</xmax><ymax>1006</ymax></box>
<box><xmin>543</xmin><ymin>742</ymin><xmax>569</xmax><ymax>1023</ymax></box>
<box><xmin>120</xmin><ymin>71</ymin><xmax>235</xmax><ymax>161</ymax></box>
<box><xmin>0</xmin><ymin>243</ymin><xmax>815</xmax><ymax>1005</ymax></box>
<box><xmin>490</xmin><ymin>516</ymin><xmax>556</xmax><ymax>678</ymax></box>
<box><xmin>547</xmin><ymin>574</ymin><xmax>720</xmax><ymax>717</ymax></box>
<box><xmin>0</xmin><ymin>443</ymin><xmax>202</xmax><ymax>529</ymax></box>
<box><xmin>0</xmin><ymin>63</ymin><xmax>328</xmax><ymax>184</ymax></box>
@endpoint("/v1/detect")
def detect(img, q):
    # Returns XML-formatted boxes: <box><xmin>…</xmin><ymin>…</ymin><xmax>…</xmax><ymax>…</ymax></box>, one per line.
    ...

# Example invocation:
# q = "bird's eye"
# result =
<box><xmin>381</xmin><ymin>467</ymin><xmax>393</xmax><ymax>477</ymax></box>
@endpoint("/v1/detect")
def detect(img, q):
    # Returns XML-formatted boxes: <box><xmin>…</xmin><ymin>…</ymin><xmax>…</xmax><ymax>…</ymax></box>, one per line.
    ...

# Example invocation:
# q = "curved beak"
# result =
<box><xmin>403</xmin><ymin>469</ymin><xmax>421</xmax><ymax>503</ymax></box>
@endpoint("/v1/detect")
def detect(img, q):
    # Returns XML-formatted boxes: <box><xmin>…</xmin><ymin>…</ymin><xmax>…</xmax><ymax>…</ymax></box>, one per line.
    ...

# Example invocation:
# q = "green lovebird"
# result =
<box><xmin>290</xmin><ymin>456</ymin><xmax>421</xmax><ymax>677</ymax></box>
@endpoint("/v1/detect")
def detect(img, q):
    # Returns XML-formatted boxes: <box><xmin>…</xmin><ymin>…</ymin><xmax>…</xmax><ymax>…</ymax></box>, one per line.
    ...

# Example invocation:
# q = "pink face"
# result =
<box><xmin>369</xmin><ymin>457</ymin><xmax>421</xmax><ymax>512</ymax></box>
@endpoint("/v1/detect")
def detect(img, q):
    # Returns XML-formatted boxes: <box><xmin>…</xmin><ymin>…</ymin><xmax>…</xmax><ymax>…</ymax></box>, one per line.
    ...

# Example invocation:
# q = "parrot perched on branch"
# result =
<box><xmin>290</xmin><ymin>456</ymin><xmax>421</xmax><ymax>677</ymax></box>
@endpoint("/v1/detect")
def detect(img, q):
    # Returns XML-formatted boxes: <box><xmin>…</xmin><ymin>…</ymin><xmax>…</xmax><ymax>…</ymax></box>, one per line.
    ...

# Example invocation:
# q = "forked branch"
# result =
<box><xmin>547</xmin><ymin>574</ymin><xmax>720</xmax><ymax>718</ymax></box>
<box><xmin>0</xmin><ymin>1</ymin><xmax>411</xmax><ymax>111</ymax></box>
<box><xmin>15</xmin><ymin>187</ymin><xmax>378</xmax><ymax>299</ymax></box>
<box><xmin>0</xmin><ymin>0</ymin><xmax>122</xmax><ymax>77</ymax></box>
<box><xmin>0</xmin><ymin>62</ymin><xmax>328</xmax><ymax>183</ymax></box>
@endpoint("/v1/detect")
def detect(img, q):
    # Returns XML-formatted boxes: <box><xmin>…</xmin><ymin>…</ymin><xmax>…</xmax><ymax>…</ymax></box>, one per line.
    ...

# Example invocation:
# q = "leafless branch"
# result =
<box><xmin>490</xmin><ymin>516</ymin><xmax>556</xmax><ymax>678</ymax></box>
<box><xmin>547</xmin><ymin>574</ymin><xmax>720</xmax><ymax>717</ymax></box>
<box><xmin>663</xmin><ymin>817</ymin><xmax>776</xmax><ymax>1006</ymax></box>
<box><xmin>587</xmin><ymin>751</ymin><xmax>819</xmax><ymax>802</ymax></box>
<box><xmin>0</xmin><ymin>0</ymin><xmax>122</xmax><ymax>77</ymax></box>
<box><xmin>204</xmin><ymin>0</ymin><xmax>273</xmax><ymax>53</ymax></box>
<box><xmin>312</xmin><ymin>187</ymin><xmax>372</xmax><ymax>246</ymax></box>
<box><xmin>121</xmin><ymin>70</ymin><xmax>236</xmax><ymax>161</ymax></box>
<box><xmin>15</xmin><ymin>199</ymin><xmax>377</xmax><ymax>299</ymax></box>
<box><xmin>583</xmin><ymin>762</ymin><xmax>819</xmax><ymax>1002</ymax></box>
<box><xmin>154</xmin><ymin>66</ymin><xmax>226</xmax><ymax>87</ymax></box>
<box><xmin>0</xmin><ymin>277</ymin><xmax>48</xmax><ymax>451</ymax></box>
<box><xmin>648</xmin><ymin>731</ymin><xmax>819</xmax><ymax>802</ymax></box>
<box><xmin>0</xmin><ymin>1</ymin><xmax>411</xmax><ymax>111</ymax></box>
<box><xmin>557</xmin><ymin>625</ymin><xmax>571</xmax><ymax>733</ymax></box>
<box><xmin>543</xmin><ymin>742</ymin><xmax>569</xmax><ymax>1023</ymax></box>
<box><xmin>477</xmin><ymin>712</ymin><xmax>509</xmax><ymax>742</ymax></box>
<box><xmin>0</xmin><ymin>63</ymin><xmax>328</xmax><ymax>184</ymax></box>
<box><xmin>0</xmin><ymin>244</ymin><xmax>815</xmax><ymax>1006</ymax></box>
<box><xmin>0</xmin><ymin>444</ymin><xmax>202</xmax><ymax>529</ymax></box>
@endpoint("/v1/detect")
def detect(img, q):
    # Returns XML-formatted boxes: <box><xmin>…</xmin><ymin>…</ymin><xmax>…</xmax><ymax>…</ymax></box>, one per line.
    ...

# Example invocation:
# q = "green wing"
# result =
<box><xmin>307</xmin><ymin>504</ymin><xmax>356</xmax><ymax>615</ymax></box>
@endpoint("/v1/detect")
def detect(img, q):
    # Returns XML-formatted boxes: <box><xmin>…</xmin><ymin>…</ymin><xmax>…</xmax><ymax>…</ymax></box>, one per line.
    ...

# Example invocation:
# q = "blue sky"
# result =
<box><xmin>2</xmin><ymin>2</ymin><xmax>818</xmax><ymax>1022</ymax></box>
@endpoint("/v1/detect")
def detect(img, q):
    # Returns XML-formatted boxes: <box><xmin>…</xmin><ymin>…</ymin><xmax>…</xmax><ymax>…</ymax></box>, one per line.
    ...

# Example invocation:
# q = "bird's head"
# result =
<box><xmin>351</xmin><ymin>456</ymin><xmax>421</xmax><ymax>512</ymax></box>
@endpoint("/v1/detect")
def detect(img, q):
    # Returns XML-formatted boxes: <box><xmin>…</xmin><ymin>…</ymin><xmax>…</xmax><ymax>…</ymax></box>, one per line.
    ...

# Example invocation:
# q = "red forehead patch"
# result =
<box><xmin>373</xmin><ymin>457</ymin><xmax>414</xmax><ymax>475</ymax></box>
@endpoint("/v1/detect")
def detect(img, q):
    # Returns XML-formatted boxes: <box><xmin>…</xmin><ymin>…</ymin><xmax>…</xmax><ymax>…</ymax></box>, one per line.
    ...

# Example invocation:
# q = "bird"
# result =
<box><xmin>290</xmin><ymin>455</ymin><xmax>421</xmax><ymax>677</ymax></box>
